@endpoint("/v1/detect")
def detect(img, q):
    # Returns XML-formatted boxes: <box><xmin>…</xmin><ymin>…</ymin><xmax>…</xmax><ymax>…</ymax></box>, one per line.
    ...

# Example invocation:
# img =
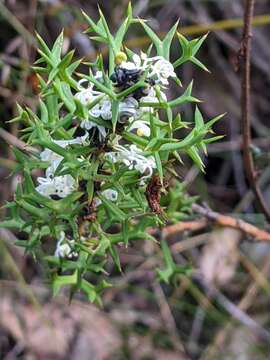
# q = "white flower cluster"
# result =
<box><xmin>121</xmin><ymin>52</ymin><xmax>176</xmax><ymax>86</ymax></box>
<box><xmin>105</xmin><ymin>144</ymin><xmax>156</xmax><ymax>185</ymax></box>
<box><xmin>54</xmin><ymin>231</ymin><xmax>78</xmax><ymax>258</ymax></box>
<box><xmin>78</xmin><ymin>92</ymin><xmax>139</xmax><ymax>141</ymax></box>
<box><xmin>36</xmin><ymin>52</ymin><xmax>175</xmax><ymax>199</ymax></box>
<box><xmin>95</xmin><ymin>188</ymin><xmax>119</xmax><ymax>207</ymax></box>
<box><xmin>36</xmin><ymin>134</ymin><xmax>88</xmax><ymax>198</ymax></box>
<box><xmin>75</xmin><ymin>53</ymin><xmax>173</xmax><ymax>139</ymax></box>
<box><xmin>101</xmin><ymin>188</ymin><xmax>118</xmax><ymax>201</ymax></box>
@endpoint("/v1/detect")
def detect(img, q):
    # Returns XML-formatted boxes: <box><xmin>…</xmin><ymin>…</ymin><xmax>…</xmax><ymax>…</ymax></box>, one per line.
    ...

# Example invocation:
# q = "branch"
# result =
<box><xmin>192</xmin><ymin>203</ymin><xmax>270</xmax><ymax>241</ymax></box>
<box><xmin>198</xmin><ymin>276</ymin><xmax>270</xmax><ymax>342</ymax></box>
<box><xmin>150</xmin><ymin>204</ymin><xmax>270</xmax><ymax>241</ymax></box>
<box><xmin>161</xmin><ymin>219</ymin><xmax>208</xmax><ymax>237</ymax></box>
<box><xmin>0</xmin><ymin>128</ymin><xmax>38</xmax><ymax>153</ymax></box>
<box><xmin>239</xmin><ymin>0</ymin><xmax>270</xmax><ymax>220</ymax></box>
<box><xmin>201</xmin><ymin>256</ymin><xmax>270</xmax><ymax>359</ymax></box>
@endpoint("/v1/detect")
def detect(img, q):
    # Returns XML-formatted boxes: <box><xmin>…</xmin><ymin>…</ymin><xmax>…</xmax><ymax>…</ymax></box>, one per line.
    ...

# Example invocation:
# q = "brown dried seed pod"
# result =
<box><xmin>145</xmin><ymin>174</ymin><xmax>163</xmax><ymax>215</ymax></box>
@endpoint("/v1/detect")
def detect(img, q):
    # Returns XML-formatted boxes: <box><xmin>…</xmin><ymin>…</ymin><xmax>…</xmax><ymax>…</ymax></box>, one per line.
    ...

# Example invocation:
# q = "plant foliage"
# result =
<box><xmin>2</xmin><ymin>4</ymin><xmax>223</xmax><ymax>304</ymax></box>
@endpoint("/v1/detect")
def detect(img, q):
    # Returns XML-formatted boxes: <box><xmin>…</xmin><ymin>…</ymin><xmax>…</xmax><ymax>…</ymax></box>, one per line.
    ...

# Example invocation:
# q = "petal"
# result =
<box><xmin>89</xmin><ymin>106</ymin><xmax>102</xmax><ymax>118</ymax></box>
<box><xmin>98</xmin><ymin>125</ymin><xmax>107</xmax><ymax>138</ymax></box>
<box><xmin>102</xmin><ymin>189</ymin><xmax>118</xmax><ymax>202</ymax></box>
<box><xmin>77</xmin><ymin>78</ymin><xmax>90</xmax><ymax>90</ymax></box>
<box><xmin>121</xmin><ymin>61</ymin><xmax>137</xmax><ymax>70</ymax></box>
<box><xmin>95</xmin><ymin>71</ymin><xmax>103</xmax><ymax>80</ymax></box>
<box><xmin>133</xmin><ymin>54</ymin><xmax>141</xmax><ymax>67</ymax></box>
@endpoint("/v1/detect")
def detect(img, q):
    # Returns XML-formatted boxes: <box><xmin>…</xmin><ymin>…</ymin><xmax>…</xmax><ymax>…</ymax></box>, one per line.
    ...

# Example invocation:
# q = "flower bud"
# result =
<box><xmin>115</xmin><ymin>51</ymin><xmax>127</xmax><ymax>65</ymax></box>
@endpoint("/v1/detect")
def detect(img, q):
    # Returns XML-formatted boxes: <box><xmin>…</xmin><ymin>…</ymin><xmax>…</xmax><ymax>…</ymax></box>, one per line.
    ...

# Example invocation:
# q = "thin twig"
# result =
<box><xmin>208</xmin><ymin>136</ymin><xmax>270</xmax><ymax>154</ymax></box>
<box><xmin>200</xmin><ymin>256</ymin><xmax>270</xmax><ymax>359</ymax></box>
<box><xmin>152</xmin><ymin>282</ymin><xmax>190</xmax><ymax>358</ymax></box>
<box><xmin>0</xmin><ymin>0</ymin><xmax>36</xmax><ymax>46</ymax></box>
<box><xmin>198</xmin><ymin>276</ymin><xmax>270</xmax><ymax>342</ymax></box>
<box><xmin>171</xmin><ymin>233</ymin><xmax>210</xmax><ymax>254</ymax></box>
<box><xmin>161</xmin><ymin>219</ymin><xmax>208</xmax><ymax>237</ymax></box>
<box><xmin>0</xmin><ymin>128</ymin><xmax>38</xmax><ymax>153</ymax></box>
<box><xmin>239</xmin><ymin>252</ymin><xmax>270</xmax><ymax>294</ymax></box>
<box><xmin>239</xmin><ymin>0</ymin><xmax>270</xmax><ymax>220</ymax></box>
<box><xmin>149</xmin><ymin>203</ymin><xmax>270</xmax><ymax>241</ymax></box>
<box><xmin>192</xmin><ymin>203</ymin><xmax>270</xmax><ymax>241</ymax></box>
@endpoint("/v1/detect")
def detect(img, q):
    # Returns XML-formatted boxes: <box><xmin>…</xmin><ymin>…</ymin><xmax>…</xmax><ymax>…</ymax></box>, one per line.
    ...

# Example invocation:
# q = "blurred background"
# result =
<box><xmin>1</xmin><ymin>0</ymin><xmax>270</xmax><ymax>359</ymax></box>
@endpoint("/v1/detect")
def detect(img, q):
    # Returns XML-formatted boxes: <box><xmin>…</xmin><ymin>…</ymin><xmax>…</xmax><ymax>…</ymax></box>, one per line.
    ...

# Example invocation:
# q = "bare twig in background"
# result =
<box><xmin>0</xmin><ymin>238</ymin><xmax>40</xmax><ymax>309</ymax></box>
<box><xmin>171</xmin><ymin>233</ymin><xmax>210</xmax><ymax>254</ymax></box>
<box><xmin>161</xmin><ymin>219</ymin><xmax>208</xmax><ymax>237</ymax></box>
<box><xmin>0</xmin><ymin>0</ymin><xmax>36</xmax><ymax>46</ymax></box>
<box><xmin>235</xmin><ymin>167</ymin><xmax>270</xmax><ymax>213</ymax></box>
<box><xmin>192</xmin><ymin>203</ymin><xmax>270</xmax><ymax>241</ymax></box>
<box><xmin>150</xmin><ymin>203</ymin><xmax>270</xmax><ymax>241</ymax></box>
<box><xmin>0</xmin><ymin>128</ymin><xmax>38</xmax><ymax>153</ymax></box>
<box><xmin>152</xmin><ymin>282</ymin><xmax>190</xmax><ymax>358</ymax></box>
<box><xmin>208</xmin><ymin>136</ymin><xmax>270</xmax><ymax>154</ymax></box>
<box><xmin>198</xmin><ymin>277</ymin><xmax>270</xmax><ymax>342</ymax></box>
<box><xmin>200</xmin><ymin>256</ymin><xmax>270</xmax><ymax>359</ymax></box>
<box><xmin>239</xmin><ymin>0</ymin><xmax>270</xmax><ymax>221</ymax></box>
<box><xmin>239</xmin><ymin>252</ymin><xmax>270</xmax><ymax>294</ymax></box>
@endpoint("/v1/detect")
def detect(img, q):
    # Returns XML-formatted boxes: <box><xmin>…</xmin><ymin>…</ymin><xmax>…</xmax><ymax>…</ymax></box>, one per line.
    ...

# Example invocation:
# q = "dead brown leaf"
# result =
<box><xmin>200</xmin><ymin>227</ymin><xmax>242</xmax><ymax>287</ymax></box>
<box><xmin>0</xmin><ymin>294</ymin><xmax>120</xmax><ymax>360</ymax></box>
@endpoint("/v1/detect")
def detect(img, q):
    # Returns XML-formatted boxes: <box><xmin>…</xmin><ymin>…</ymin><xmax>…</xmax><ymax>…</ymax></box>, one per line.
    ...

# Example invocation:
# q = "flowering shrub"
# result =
<box><xmin>3</xmin><ymin>5</ymin><xmax>223</xmax><ymax>304</ymax></box>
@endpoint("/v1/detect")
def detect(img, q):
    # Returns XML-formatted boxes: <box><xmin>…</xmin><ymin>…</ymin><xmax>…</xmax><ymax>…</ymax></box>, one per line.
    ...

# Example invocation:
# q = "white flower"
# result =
<box><xmin>75</xmin><ymin>79</ymin><xmax>102</xmax><ymax>106</ymax></box>
<box><xmin>54</xmin><ymin>231</ymin><xmax>77</xmax><ymax>259</ymax></box>
<box><xmin>85</xmin><ymin>96</ymin><xmax>139</xmax><ymax>125</ymax></box>
<box><xmin>93</xmin><ymin>189</ymin><xmax>118</xmax><ymax>207</ymax></box>
<box><xmin>121</xmin><ymin>52</ymin><xmax>152</xmax><ymax>71</ymax></box>
<box><xmin>77</xmin><ymin>73</ymin><xmax>140</xmax><ymax>123</ymax></box>
<box><xmin>36</xmin><ymin>135</ymin><xmax>88</xmax><ymax>198</ymax></box>
<box><xmin>56</xmin><ymin>243</ymin><xmax>72</xmax><ymax>258</ymax></box>
<box><xmin>101</xmin><ymin>189</ymin><xmax>118</xmax><ymax>202</ymax></box>
<box><xmin>75</xmin><ymin>77</ymin><xmax>115</xmax><ymax>121</ymax></box>
<box><xmin>94</xmin><ymin>197</ymin><xmax>102</xmax><ymax>207</ymax></box>
<box><xmin>36</xmin><ymin>174</ymin><xmax>76</xmax><ymax>198</ymax></box>
<box><xmin>119</xmin><ymin>97</ymin><xmax>139</xmax><ymax>122</ymax></box>
<box><xmin>80</xmin><ymin>120</ymin><xmax>107</xmax><ymax>141</ymax></box>
<box><xmin>90</xmin><ymin>98</ymin><xmax>112</xmax><ymax>120</ymax></box>
<box><xmin>121</xmin><ymin>53</ymin><xmax>176</xmax><ymax>85</ymax></box>
<box><xmin>38</xmin><ymin>134</ymin><xmax>88</xmax><ymax>183</ymax></box>
<box><xmin>120</xmin><ymin>55</ymin><xmax>142</xmax><ymax>71</ymax></box>
<box><xmin>40</xmin><ymin>150</ymin><xmax>63</xmax><ymax>179</ymax></box>
<box><xmin>133</xmin><ymin>52</ymin><xmax>149</xmax><ymax>70</ymax></box>
<box><xmin>54</xmin><ymin>134</ymin><xmax>89</xmax><ymax>147</ymax></box>
<box><xmin>105</xmin><ymin>144</ymin><xmax>156</xmax><ymax>184</ymax></box>
<box><xmin>120</xmin><ymin>60</ymin><xmax>138</xmax><ymax>70</ymax></box>
<box><xmin>95</xmin><ymin>71</ymin><xmax>103</xmax><ymax>81</ymax></box>
<box><xmin>129</xmin><ymin>119</ymin><xmax>151</xmax><ymax>137</ymax></box>
<box><xmin>148</xmin><ymin>57</ymin><xmax>176</xmax><ymax>85</ymax></box>
<box><xmin>40</xmin><ymin>134</ymin><xmax>88</xmax><ymax>166</ymax></box>
<box><xmin>139</xmin><ymin>87</ymin><xmax>167</xmax><ymax>113</ymax></box>
<box><xmin>120</xmin><ymin>53</ymin><xmax>175</xmax><ymax>86</ymax></box>
<box><xmin>75</xmin><ymin>88</ymin><xmax>93</xmax><ymax>105</ymax></box>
